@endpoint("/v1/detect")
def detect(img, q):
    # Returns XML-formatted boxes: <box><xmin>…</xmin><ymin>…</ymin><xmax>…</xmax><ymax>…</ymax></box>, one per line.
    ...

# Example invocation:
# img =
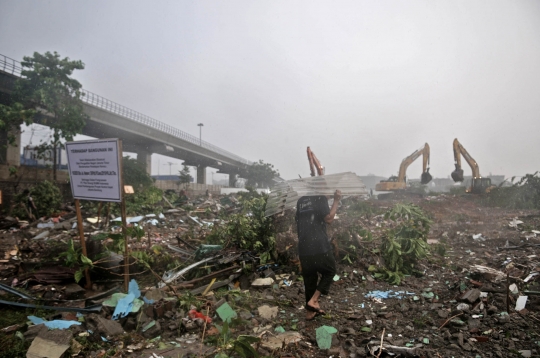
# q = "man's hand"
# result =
<box><xmin>325</xmin><ymin>190</ymin><xmax>342</xmax><ymax>224</ymax></box>
<box><xmin>333</xmin><ymin>190</ymin><xmax>342</xmax><ymax>202</ymax></box>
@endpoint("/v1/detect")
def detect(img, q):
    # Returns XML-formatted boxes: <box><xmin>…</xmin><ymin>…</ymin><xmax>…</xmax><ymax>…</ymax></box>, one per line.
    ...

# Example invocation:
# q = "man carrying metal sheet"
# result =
<box><xmin>296</xmin><ymin>189</ymin><xmax>341</xmax><ymax>320</ymax></box>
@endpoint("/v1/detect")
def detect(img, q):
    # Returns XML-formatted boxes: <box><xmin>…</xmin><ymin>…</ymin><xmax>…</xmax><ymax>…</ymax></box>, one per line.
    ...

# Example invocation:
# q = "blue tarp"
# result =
<box><xmin>364</xmin><ymin>290</ymin><xmax>415</xmax><ymax>299</ymax></box>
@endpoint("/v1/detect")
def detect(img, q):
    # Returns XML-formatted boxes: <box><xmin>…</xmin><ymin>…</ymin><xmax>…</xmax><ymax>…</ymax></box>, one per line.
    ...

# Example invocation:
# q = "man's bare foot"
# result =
<box><xmin>306</xmin><ymin>310</ymin><xmax>317</xmax><ymax>320</ymax></box>
<box><xmin>307</xmin><ymin>299</ymin><xmax>323</xmax><ymax>312</ymax></box>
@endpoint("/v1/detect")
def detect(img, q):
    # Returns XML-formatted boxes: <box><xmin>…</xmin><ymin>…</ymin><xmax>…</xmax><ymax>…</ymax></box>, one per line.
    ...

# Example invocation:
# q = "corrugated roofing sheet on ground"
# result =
<box><xmin>265</xmin><ymin>172</ymin><xmax>369</xmax><ymax>216</ymax></box>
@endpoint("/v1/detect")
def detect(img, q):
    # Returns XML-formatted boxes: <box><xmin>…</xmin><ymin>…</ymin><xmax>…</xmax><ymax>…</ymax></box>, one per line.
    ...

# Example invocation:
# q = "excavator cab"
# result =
<box><xmin>375</xmin><ymin>143</ymin><xmax>431</xmax><ymax>191</ymax></box>
<box><xmin>470</xmin><ymin>177</ymin><xmax>492</xmax><ymax>194</ymax></box>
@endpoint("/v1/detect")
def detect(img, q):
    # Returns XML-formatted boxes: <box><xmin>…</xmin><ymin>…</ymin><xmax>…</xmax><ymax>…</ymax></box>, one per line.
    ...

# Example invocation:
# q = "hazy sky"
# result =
<box><xmin>1</xmin><ymin>1</ymin><xmax>540</xmax><ymax>181</ymax></box>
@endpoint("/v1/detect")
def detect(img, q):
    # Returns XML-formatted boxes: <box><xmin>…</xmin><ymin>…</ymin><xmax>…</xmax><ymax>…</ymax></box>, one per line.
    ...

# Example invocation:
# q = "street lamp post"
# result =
<box><xmin>197</xmin><ymin>123</ymin><xmax>204</xmax><ymax>146</ymax></box>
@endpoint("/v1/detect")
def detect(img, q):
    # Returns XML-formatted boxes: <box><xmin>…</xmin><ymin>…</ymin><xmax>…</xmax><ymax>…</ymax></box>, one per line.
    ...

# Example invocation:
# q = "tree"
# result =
<box><xmin>178</xmin><ymin>164</ymin><xmax>193</xmax><ymax>188</ymax></box>
<box><xmin>15</xmin><ymin>51</ymin><xmax>88</xmax><ymax>181</ymax></box>
<box><xmin>123</xmin><ymin>156</ymin><xmax>154</xmax><ymax>189</ymax></box>
<box><xmin>245</xmin><ymin>160</ymin><xmax>280</xmax><ymax>188</ymax></box>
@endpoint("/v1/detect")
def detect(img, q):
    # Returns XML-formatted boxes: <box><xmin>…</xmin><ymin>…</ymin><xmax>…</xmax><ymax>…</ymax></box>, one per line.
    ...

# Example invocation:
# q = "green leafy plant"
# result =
<box><xmin>213</xmin><ymin>321</ymin><xmax>261</xmax><ymax>358</ymax></box>
<box><xmin>12</xmin><ymin>180</ymin><xmax>63</xmax><ymax>219</ymax></box>
<box><xmin>377</xmin><ymin>203</ymin><xmax>431</xmax><ymax>284</ymax></box>
<box><xmin>206</xmin><ymin>195</ymin><xmax>276</xmax><ymax>263</ymax></box>
<box><xmin>59</xmin><ymin>239</ymin><xmax>94</xmax><ymax>283</ymax></box>
<box><xmin>485</xmin><ymin>172</ymin><xmax>540</xmax><ymax>209</ymax></box>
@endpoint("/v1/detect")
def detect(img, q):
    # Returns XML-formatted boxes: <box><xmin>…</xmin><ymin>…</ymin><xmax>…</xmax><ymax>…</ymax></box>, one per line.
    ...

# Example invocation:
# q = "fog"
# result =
<box><xmin>2</xmin><ymin>1</ymin><xmax>540</xmax><ymax>181</ymax></box>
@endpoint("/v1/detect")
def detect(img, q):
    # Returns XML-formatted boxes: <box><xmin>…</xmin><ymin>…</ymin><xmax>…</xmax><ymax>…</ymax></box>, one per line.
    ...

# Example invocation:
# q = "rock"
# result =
<box><xmin>87</xmin><ymin>314</ymin><xmax>124</xmax><ymax>338</ymax></box>
<box><xmin>123</xmin><ymin>317</ymin><xmax>137</xmax><ymax>331</ymax></box>
<box><xmin>438</xmin><ymin>310</ymin><xmax>449</xmax><ymax>318</ymax></box>
<box><xmin>456</xmin><ymin>303</ymin><xmax>470</xmax><ymax>311</ymax></box>
<box><xmin>24</xmin><ymin>324</ymin><xmax>48</xmax><ymax>341</ymax></box>
<box><xmin>460</xmin><ymin>289</ymin><xmax>481</xmax><ymax>303</ymax></box>
<box><xmin>451</xmin><ymin>318</ymin><xmax>466</xmax><ymax>326</ymax></box>
<box><xmin>64</xmin><ymin>283</ymin><xmax>85</xmax><ymax>299</ymax></box>
<box><xmin>261</xmin><ymin>331</ymin><xmax>302</xmax><ymax>350</ymax></box>
<box><xmin>487</xmin><ymin>305</ymin><xmax>498</xmax><ymax>314</ymax></box>
<box><xmin>457</xmin><ymin>333</ymin><xmax>464</xmax><ymax>347</ymax></box>
<box><xmin>144</xmin><ymin>288</ymin><xmax>166</xmax><ymax>302</ymax></box>
<box><xmin>258</xmin><ymin>305</ymin><xmax>278</xmax><ymax>320</ymax></box>
<box><xmin>251</xmin><ymin>277</ymin><xmax>274</xmax><ymax>287</ymax></box>
<box><xmin>238</xmin><ymin>274</ymin><xmax>252</xmax><ymax>290</ymax></box>
<box><xmin>239</xmin><ymin>311</ymin><xmax>252</xmax><ymax>320</ymax></box>
<box><xmin>142</xmin><ymin>320</ymin><xmax>162</xmax><ymax>338</ymax></box>
<box><xmin>468</xmin><ymin>318</ymin><xmax>481</xmax><ymax>330</ymax></box>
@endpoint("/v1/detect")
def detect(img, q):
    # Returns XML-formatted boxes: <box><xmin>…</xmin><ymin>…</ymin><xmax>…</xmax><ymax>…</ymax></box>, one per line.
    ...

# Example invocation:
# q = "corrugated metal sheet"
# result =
<box><xmin>265</xmin><ymin>172</ymin><xmax>369</xmax><ymax>216</ymax></box>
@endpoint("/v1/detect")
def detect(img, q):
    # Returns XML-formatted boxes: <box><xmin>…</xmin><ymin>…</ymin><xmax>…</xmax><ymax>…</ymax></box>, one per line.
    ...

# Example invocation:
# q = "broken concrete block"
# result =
<box><xmin>27</xmin><ymin>329</ymin><xmax>72</xmax><ymax>358</ymax></box>
<box><xmin>144</xmin><ymin>288</ymin><xmax>166</xmax><ymax>303</ymax></box>
<box><xmin>142</xmin><ymin>320</ymin><xmax>162</xmax><ymax>338</ymax></box>
<box><xmin>262</xmin><ymin>268</ymin><xmax>276</xmax><ymax>280</ymax></box>
<box><xmin>257</xmin><ymin>305</ymin><xmax>278</xmax><ymax>320</ymax></box>
<box><xmin>251</xmin><ymin>277</ymin><xmax>274</xmax><ymax>287</ymax></box>
<box><xmin>64</xmin><ymin>283</ymin><xmax>86</xmax><ymax>299</ymax></box>
<box><xmin>87</xmin><ymin>314</ymin><xmax>124</xmax><ymax>338</ymax></box>
<box><xmin>23</xmin><ymin>324</ymin><xmax>48</xmax><ymax>341</ymax></box>
<box><xmin>261</xmin><ymin>331</ymin><xmax>302</xmax><ymax>350</ymax></box>
<box><xmin>460</xmin><ymin>289</ymin><xmax>481</xmax><ymax>303</ymax></box>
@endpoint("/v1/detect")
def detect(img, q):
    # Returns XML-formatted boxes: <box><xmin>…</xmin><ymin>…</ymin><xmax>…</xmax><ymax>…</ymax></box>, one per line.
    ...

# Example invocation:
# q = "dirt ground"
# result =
<box><xmin>0</xmin><ymin>193</ymin><xmax>539</xmax><ymax>357</ymax></box>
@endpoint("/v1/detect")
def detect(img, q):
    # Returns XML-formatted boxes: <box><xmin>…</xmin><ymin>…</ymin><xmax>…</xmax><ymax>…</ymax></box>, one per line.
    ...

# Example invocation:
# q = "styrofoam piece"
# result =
<box><xmin>515</xmin><ymin>296</ymin><xmax>528</xmax><ymax>311</ymax></box>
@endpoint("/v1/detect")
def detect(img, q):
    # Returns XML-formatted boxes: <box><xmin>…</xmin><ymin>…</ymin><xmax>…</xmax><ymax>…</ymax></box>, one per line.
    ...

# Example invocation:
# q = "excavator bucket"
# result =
<box><xmin>451</xmin><ymin>165</ymin><xmax>464</xmax><ymax>182</ymax></box>
<box><xmin>420</xmin><ymin>170</ymin><xmax>432</xmax><ymax>185</ymax></box>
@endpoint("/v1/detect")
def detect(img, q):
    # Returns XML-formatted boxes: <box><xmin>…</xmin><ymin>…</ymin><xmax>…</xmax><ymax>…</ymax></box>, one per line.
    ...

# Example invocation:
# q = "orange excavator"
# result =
<box><xmin>306</xmin><ymin>147</ymin><xmax>324</xmax><ymax>176</ymax></box>
<box><xmin>451</xmin><ymin>138</ymin><xmax>492</xmax><ymax>194</ymax></box>
<box><xmin>375</xmin><ymin>143</ymin><xmax>432</xmax><ymax>191</ymax></box>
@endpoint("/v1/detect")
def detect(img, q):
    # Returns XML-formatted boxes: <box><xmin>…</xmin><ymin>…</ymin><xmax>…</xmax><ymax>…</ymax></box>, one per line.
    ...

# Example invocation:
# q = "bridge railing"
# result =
<box><xmin>0</xmin><ymin>54</ymin><xmax>252</xmax><ymax>166</ymax></box>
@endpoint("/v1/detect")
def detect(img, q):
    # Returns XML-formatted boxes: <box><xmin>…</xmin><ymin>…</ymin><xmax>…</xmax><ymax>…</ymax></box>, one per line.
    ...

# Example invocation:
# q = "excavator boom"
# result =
<box><xmin>375</xmin><ymin>143</ymin><xmax>432</xmax><ymax>191</ymax></box>
<box><xmin>306</xmin><ymin>147</ymin><xmax>324</xmax><ymax>177</ymax></box>
<box><xmin>451</xmin><ymin>138</ymin><xmax>480</xmax><ymax>182</ymax></box>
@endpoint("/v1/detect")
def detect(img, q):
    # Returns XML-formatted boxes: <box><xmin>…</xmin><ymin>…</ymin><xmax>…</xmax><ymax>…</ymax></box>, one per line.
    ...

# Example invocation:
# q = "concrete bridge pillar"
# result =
<box><xmin>229</xmin><ymin>172</ymin><xmax>238</xmax><ymax>187</ymax></box>
<box><xmin>3</xmin><ymin>129</ymin><xmax>21</xmax><ymax>167</ymax></box>
<box><xmin>197</xmin><ymin>165</ymin><xmax>206</xmax><ymax>184</ymax></box>
<box><xmin>136</xmin><ymin>150</ymin><xmax>152</xmax><ymax>176</ymax></box>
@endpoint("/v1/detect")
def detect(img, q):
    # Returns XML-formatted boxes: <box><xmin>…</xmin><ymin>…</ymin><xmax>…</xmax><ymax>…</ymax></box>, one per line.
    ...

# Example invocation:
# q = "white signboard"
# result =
<box><xmin>66</xmin><ymin>139</ymin><xmax>122</xmax><ymax>202</ymax></box>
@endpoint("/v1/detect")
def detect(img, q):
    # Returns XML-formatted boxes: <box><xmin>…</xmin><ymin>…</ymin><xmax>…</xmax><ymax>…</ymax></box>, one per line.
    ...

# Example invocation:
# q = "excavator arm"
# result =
<box><xmin>397</xmin><ymin>143</ymin><xmax>432</xmax><ymax>184</ymax></box>
<box><xmin>451</xmin><ymin>138</ymin><xmax>480</xmax><ymax>182</ymax></box>
<box><xmin>307</xmin><ymin>147</ymin><xmax>324</xmax><ymax>177</ymax></box>
<box><xmin>375</xmin><ymin>143</ymin><xmax>432</xmax><ymax>191</ymax></box>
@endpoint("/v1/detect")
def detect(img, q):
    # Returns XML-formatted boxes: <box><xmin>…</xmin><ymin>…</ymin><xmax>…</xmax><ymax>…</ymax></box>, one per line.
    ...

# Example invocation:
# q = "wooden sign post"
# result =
<box><xmin>66</xmin><ymin>139</ymin><xmax>128</xmax><ymax>291</ymax></box>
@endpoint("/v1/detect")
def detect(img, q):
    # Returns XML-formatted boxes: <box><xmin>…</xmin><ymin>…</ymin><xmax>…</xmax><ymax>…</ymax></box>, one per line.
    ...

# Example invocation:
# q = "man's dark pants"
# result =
<box><xmin>300</xmin><ymin>250</ymin><xmax>336</xmax><ymax>305</ymax></box>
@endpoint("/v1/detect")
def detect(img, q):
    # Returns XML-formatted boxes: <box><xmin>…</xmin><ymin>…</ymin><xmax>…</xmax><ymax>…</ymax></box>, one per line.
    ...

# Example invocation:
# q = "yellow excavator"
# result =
<box><xmin>451</xmin><ymin>138</ymin><xmax>492</xmax><ymax>194</ymax></box>
<box><xmin>375</xmin><ymin>143</ymin><xmax>432</xmax><ymax>191</ymax></box>
<box><xmin>307</xmin><ymin>146</ymin><xmax>324</xmax><ymax>176</ymax></box>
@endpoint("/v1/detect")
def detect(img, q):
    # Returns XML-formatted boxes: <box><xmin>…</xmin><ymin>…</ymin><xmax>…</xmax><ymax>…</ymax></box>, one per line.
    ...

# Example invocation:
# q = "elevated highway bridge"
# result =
<box><xmin>0</xmin><ymin>54</ymin><xmax>251</xmax><ymax>185</ymax></box>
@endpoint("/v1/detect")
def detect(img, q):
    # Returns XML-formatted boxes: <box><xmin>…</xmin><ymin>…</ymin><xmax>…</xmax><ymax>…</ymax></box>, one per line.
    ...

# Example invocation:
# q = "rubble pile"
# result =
<box><xmin>0</xmin><ymin>191</ymin><xmax>539</xmax><ymax>357</ymax></box>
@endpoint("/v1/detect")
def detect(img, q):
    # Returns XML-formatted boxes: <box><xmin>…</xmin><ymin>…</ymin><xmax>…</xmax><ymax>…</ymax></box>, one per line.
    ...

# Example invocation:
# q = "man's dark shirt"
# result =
<box><xmin>296</xmin><ymin>195</ymin><xmax>331</xmax><ymax>257</ymax></box>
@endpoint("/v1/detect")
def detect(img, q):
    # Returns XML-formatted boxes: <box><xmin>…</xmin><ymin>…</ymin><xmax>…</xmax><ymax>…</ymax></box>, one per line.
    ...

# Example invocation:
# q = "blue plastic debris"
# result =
<box><xmin>28</xmin><ymin>316</ymin><xmax>82</xmax><ymax>329</ymax></box>
<box><xmin>143</xmin><ymin>297</ymin><xmax>155</xmax><ymax>304</ymax></box>
<box><xmin>365</xmin><ymin>290</ymin><xmax>415</xmax><ymax>299</ymax></box>
<box><xmin>128</xmin><ymin>279</ymin><xmax>141</xmax><ymax>298</ymax></box>
<box><xmin>112</xmin><ymin>293</ymin><xmax>135</xmax><ymax>320</ymax></box>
